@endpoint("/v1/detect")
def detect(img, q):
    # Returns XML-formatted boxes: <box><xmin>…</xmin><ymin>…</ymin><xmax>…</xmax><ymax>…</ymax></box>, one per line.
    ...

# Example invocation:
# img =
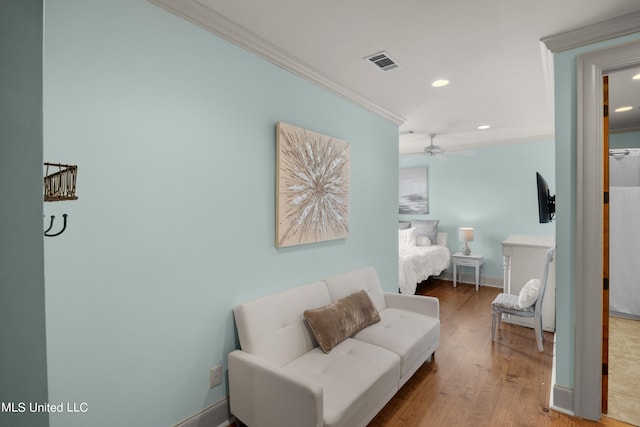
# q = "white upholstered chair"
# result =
<box><xmin>491</xmin><ymin>248</ymin><xmax>555</xmax><ymax>352</ymax></box>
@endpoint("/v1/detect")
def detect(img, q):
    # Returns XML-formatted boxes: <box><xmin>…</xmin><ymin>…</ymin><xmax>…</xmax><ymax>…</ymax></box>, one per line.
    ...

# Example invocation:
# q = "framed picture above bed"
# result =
<box><xmin>399</xmin><ymin>167</ymin><xmax>428</xmax><ymax>214</ymax></box>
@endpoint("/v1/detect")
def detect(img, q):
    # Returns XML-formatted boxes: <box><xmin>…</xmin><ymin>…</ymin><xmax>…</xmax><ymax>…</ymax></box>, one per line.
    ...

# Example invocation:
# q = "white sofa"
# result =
<box><xmin>228</xmin><ymin>266</ymin><xmax>440</xmax><ymax>427</ymax></box>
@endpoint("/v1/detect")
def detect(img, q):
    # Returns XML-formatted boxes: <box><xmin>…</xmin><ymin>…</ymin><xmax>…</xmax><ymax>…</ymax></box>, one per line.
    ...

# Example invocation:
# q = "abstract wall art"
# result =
<box><xmin>276</xmin><ymin>122</ymin><xmax>350</xmax><ymax>248</ymax></box>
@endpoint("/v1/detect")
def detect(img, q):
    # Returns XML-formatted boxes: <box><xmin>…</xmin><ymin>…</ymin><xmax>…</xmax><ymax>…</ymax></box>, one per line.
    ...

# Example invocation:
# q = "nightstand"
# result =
<box><xmin>452</xmin><ymin>253</ymin><xmax>485</xmax><ymax>291</ymax></box>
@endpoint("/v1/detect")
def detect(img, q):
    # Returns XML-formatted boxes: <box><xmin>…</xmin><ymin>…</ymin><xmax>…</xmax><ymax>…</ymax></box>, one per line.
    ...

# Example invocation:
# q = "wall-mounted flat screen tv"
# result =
<box><xmin>536</xmin><ymin>172</ymin><xmax>555</xmax><ymax>223</ymax></box>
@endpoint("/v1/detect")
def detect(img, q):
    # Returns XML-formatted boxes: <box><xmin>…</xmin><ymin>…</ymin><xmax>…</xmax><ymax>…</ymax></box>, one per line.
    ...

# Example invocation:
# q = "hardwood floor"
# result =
<box><xmin>367</xmin><ymin>279</ymin><xmax>634</xmax><ymax>427</ymax></box>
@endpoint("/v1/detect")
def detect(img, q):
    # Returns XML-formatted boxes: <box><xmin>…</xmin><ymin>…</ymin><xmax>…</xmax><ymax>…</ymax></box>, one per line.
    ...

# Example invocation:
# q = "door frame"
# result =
<box><xmin>602</xmin><ymin>74</ymin><xmax>609</xmax><ymax>414</ymax></box>
<box><xmin>576</xmin><ymin>40</ymin><xmax>640</xmax><ymax>420</ymax></box>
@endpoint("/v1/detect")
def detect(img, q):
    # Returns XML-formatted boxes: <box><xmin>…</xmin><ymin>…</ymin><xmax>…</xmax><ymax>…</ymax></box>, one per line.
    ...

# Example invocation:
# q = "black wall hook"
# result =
<box><xmin>44</xmin><ymin>214</ymin><xmax>68</xmax><ymax>237</ymax></box>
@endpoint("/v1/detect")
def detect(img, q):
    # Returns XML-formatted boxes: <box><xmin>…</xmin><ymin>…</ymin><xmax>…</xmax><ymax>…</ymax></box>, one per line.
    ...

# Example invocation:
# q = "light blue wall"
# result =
<box><xmin>610</xmin><ymin>131</ymin><xmax>640</xmax><ymax>149</ymax></box>
<box><xmin>0</xmin><ymin>2</ymin><xmax>49</xmax><ymax>427</ymax></box>
<box><xmin>400</xmin><ymin>140</ymin><xmax>555</xmax><ymax>281</ymax></box>
<box><xmin>43</xmin><ymin>1</ymin><xmax>398</xmax><ymax>426</ymax></box>
<box><xmin>552</xmin><ymin>32</ymin><xmax>640</xmax><ymax>393</ymax></box>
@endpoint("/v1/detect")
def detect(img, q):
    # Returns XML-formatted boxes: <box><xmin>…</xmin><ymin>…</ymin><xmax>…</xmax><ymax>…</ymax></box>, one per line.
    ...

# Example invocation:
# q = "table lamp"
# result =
<box><xmin>459</xmin><ymin>227</ymin><xmax>474</xmax><ymax>255</ymax></box>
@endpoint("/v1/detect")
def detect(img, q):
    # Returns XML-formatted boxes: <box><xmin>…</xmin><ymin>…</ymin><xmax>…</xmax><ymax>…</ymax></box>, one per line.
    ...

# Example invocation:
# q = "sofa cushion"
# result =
<box><xmin>353</xmin><ymin>307</ymin><xmax>440</xmax><ymax>378</ymax></box>
<box><xmin>233</xmin><ymin>281</ymin><xmax>332</xmax><ymax>366</ymax></box>
<box><xmin>304</xmin><ymin>290</ymin><xmax>381</xmax><ymax>353</ymax></box>
<box><xmin>283</xmin><ymin>338</ymin><xmax>400</xmax><ymax>427</ymax></box>
<box><xmin>324</xmin><ymin>266</ymin><xmax>387</xmax><ymax>312</ymax></box>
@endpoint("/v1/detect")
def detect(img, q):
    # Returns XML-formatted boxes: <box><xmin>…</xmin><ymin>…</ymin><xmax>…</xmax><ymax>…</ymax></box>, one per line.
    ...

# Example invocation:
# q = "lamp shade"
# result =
<box><xmin>458</xmin><ymin>227</ymin><xmax>474</xmax><ymax>242</ymax></box>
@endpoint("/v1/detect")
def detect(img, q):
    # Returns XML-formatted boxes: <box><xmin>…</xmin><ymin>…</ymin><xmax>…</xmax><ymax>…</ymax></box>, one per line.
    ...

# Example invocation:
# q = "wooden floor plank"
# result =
<box><xmin>366</xmin><ymin>279</ymin><xmax>634</xmax><ymax>427</ymax></box>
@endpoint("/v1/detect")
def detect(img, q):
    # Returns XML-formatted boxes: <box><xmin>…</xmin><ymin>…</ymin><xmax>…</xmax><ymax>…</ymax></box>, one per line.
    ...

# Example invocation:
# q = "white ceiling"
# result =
<box><xmin>151</xmin><ymin>0</ymin><xmax>640</xmax><ymax>154</ymax></box>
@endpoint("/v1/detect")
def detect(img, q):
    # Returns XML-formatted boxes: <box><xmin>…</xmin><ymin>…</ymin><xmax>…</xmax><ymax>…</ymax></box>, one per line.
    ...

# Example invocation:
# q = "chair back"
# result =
<box><xmin>534</xmin><ymin>248</ymin><xmax>555</xmax><ymax>317</ymax></box>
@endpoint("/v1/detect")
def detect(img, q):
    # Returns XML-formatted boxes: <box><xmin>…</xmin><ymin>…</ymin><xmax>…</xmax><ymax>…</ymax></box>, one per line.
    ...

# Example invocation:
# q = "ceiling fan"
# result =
<box><xmin>423</xmin><ymin>133</ymin><xmax>445</xmax><ymax>157</ymax></box>
<box><xmin>402</xmin><ymin>133</ymin><xmax>472</xmax><ymax>161</ymax></box>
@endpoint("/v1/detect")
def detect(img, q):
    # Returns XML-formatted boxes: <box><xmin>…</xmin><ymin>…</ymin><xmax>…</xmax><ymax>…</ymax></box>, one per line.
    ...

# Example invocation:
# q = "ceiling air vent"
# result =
<box><xmin>365</xmin><ymin>51</ymin><xmax>399</xmax><ymax>71</ymax></box>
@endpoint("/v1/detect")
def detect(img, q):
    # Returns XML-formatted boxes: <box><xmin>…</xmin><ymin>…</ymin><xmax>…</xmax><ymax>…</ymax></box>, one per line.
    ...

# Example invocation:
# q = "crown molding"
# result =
<box><xmin>148</xmin><ymin>0</ymin><xmax>405</xmax><ymax>126</ymax></box>
<box><xmin>541</xmin><ymin>11</ymin><xmax>640</xmax><ymax>53</ymax></box>
<box><xmin>539</xmin><ymin>41</ymin><xmax>555</xmax><ymax>123</ymax></box>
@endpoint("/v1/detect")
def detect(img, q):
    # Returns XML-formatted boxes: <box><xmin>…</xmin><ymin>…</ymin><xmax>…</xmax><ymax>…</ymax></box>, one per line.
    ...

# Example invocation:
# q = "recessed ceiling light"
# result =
<box><xmin>431</xmin><ymin>79</ymin><xmax>449</xmax><ymax>87</ymax></box>
<box><xmin>477</xmin><ymin>125</ymin><xmax>491</xmax><ymax>130</ymax></box>
<box><xmin>614</xmin><ymin>106</ymin><xmax>634</xmax><ymax>112</ymax></box>
<box><xmin>632</xmin><ymin>73</ymin><xmax>640</xmax><ymax>80</ymax></box>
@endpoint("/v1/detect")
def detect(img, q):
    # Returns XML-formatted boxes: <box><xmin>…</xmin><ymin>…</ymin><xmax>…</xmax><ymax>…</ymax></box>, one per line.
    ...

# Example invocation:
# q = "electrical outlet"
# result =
<box><xmin>210</xmin><ymin>364</ymin><xmax>223</xmax><ymax>388</ymax></box>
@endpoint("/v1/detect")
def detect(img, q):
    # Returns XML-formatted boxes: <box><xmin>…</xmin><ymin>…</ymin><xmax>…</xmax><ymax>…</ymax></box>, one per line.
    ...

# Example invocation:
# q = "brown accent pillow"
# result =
<box><xmin>303</xmin><ymin>290</ymin><xmax>381</xmax><ymax>353</ymax></box>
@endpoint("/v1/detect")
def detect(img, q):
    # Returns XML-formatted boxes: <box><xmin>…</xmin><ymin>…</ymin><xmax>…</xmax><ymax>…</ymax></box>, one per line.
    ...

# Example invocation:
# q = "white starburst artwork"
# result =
<box><xmin>276</xmin><ymin>122</ymin><xmax>350</xmax><ymax>248</ymax></box>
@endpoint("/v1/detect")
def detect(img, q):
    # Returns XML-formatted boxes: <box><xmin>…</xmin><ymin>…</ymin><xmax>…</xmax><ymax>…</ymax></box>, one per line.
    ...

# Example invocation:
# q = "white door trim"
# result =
<box><xmin>575</xmin><ymin>39</ymin><xmax>640</xmax><ymax>420</ymax></box>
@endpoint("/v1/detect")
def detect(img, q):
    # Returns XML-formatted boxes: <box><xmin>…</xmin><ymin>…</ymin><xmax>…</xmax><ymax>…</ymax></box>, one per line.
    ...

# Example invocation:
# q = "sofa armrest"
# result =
<box><xmin>383</xmin><ymin>292</ymin><xmax>439</xmax><ymax>318</ymax></box>
<box><xmin>228</xmin><ymin>350</ymin><xmax>323</xmax><ymax>427</ymax></box>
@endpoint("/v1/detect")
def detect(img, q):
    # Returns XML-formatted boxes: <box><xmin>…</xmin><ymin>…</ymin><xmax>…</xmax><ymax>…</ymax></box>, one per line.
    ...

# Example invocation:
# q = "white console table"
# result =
<box><xmin>502</xmin><ymin>235</ymin><xmax>556</xmax><ymax>332</ymax></box>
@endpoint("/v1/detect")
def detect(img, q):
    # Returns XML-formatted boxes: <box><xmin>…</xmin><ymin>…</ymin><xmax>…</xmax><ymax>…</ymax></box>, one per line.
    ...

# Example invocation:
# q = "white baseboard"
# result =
<box><xmin>550</xmin><ymin>385</ymin><xmax>575</xmax><ymax>416</ymax></box>
<box><xmin>550</xmin><ymin>334</ymin><xmax>575</xmax><ymax>416</ymax></box>
<box><xmin>174</xmin><ymin>398</ymin><xmax>233</xmax><ymax>427</ymax></box>
<box><xmin>437</xmin><ymin>272</ymin><xmax>503</xmax><ymax>288</ymax></box>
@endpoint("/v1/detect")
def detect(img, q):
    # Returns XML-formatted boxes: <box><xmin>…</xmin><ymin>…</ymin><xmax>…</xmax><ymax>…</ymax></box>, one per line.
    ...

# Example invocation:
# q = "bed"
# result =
<box><xmin>399</xmin><ymin>220</ymin><xmax>451</xmax><ymax>294</ymax></box>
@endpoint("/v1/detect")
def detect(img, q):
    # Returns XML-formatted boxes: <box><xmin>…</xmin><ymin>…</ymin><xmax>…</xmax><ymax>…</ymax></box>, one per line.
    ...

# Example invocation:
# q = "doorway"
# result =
<box><xmin>575</xmin><ymin>39</ymin><xmax>640</xmax><ymax>421</ymax></box>
<box><xmin>603</xmin><ymin>67</ymin><xmax>640</xmax><ymax>425</ymax></box>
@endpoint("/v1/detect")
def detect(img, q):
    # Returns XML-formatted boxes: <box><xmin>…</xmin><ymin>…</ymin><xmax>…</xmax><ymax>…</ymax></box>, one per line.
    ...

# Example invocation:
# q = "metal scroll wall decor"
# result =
<box><xmin>276</xmin><ymin>122</ymin><xmax>350</xmax><ymax>248</ymax></box>
<box><xmin>43</xmin><ymin>162</ymin><xmax>78</xmax><ymax>237</ymax></box>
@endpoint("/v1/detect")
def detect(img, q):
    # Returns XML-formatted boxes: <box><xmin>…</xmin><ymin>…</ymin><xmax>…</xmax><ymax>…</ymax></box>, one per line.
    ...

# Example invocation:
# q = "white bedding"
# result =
<box><xmin>399</xmin><ymin>242</ymin><xmax>451</xmax><ymax>294</ymax></box>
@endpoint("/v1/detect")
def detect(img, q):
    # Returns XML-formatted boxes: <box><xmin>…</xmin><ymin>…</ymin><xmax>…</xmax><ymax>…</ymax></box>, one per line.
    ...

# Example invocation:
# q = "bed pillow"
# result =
<box><xmin>517</xmin><ymin>279</ymin><xmax>542</xmax><ymax>308</ymax></box>
<box><xmin>416</xmin><ymin>235</ymin><xmax>432</xmax><ymax>246</ymax></box>
<box><xmin>303</xmin><ymin>290</ymin><xmax>381</xmax><ymax>353</ymax></box>
<box><xmin>399</xmin><ymin>221</ymin><xmax>411</xmax><ymax>230</ymax></box>
<box><xmin>411</xmin><ymin>219</ymin><xmax>439</xmax><ymax>243</ymax></box>
<box><xmin>399</xmin><ymin>227</ymin><xmax>416</xmax><ymax>248</ymax></box>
